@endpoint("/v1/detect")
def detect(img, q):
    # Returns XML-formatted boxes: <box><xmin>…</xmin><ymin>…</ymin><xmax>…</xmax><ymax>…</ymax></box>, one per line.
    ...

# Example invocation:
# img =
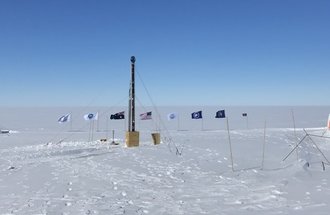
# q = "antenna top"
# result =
<box><xmin>130</xmin><ymin>56</ymin><xmax>136</xmax><ymax>63</ymax></box>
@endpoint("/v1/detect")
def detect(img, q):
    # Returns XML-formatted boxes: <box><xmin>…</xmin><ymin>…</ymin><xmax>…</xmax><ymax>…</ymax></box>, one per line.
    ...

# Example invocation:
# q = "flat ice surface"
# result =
<box><xmin>1</xmin><ymin>106</ymin><xmax>330</xmax><ymax>214</ymax></box>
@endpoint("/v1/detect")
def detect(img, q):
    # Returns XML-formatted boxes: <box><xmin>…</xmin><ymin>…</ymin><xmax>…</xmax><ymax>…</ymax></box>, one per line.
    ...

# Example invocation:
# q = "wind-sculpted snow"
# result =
<box><xmin>1</xmin><ymin>127</ymin><xmax>330</xmax><ymax>214</ymax></box>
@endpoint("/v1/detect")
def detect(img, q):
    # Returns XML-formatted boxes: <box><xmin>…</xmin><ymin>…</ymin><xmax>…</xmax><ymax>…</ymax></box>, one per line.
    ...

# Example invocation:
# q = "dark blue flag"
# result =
<box><xmin>191</xmin><ymin>111</ymin><xmax>202</xmax><ymax>119</ymax></box>
<box><xmin>242</xmin><ymin>113</ymin><xmax>248</xmax><ymax>117</ymax></box>
<box><xmin>215</xmin><ymin>110</ymin><xmax>226</xmax><ymax>118</ymax></box>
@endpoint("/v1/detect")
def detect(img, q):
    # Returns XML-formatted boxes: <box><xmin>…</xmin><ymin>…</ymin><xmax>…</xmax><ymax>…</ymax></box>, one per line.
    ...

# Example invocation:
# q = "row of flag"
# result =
<box><xmin>58</xmin><ymin>113</ymin><xmax>98</xmax><ymax>123</ymax></box>
<box><xmin>190</xmin><ymin>111</ymin><xmax>248</xmax><ymax>119</ymax></box>
<box><xmin>58</xmin><ymin>110</ymin><xmax>248</xmax><ymax>123</ymax></box>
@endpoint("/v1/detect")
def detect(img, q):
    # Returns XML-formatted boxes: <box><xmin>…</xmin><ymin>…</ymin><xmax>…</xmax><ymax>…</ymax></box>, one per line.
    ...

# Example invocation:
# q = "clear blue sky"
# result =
<box><xmin>1</xmin><ymin>0</ymin><xmax>329</xmax><ymax>107</ymax></box>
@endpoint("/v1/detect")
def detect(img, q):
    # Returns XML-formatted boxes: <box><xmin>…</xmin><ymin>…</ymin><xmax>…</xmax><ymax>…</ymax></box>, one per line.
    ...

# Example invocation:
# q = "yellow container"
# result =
<box><xmin>125</xmin><ymin>131</ymin><xmax>139</xmax><ymax>147</ymax></box>
<box><xmin>151</xmin><ymin>133</ymin><xmax>161</xmax><ymax>145</ymax></box>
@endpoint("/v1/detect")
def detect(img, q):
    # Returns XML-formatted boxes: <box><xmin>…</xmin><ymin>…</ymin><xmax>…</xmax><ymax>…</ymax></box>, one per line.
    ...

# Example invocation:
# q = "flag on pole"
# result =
<box><xmin>84</xmin><ymin>113</ymin><xmax>98</xmax><ymax>121</ymax></box>
<box><xmin>58</xmin><ymin>114</ymin><xmax>71</xmax><ymax>123</ymax></box>
<box><xmin>167</xmin><ymin>112</ymin><xmax>177</xmax><ymax>120</ymax></box>
<box><xmin>191</xmin><ymin>111</ymin><xmax>202</xmax><ymax>119</ymax></box>
<box><xmin>215</xmin><ymin>110</ymin><xmax>226</xmax><ymax>118</ymax></box>
<box><xmin>140</xmin><ymin>111</ymin><xmax>152</xmax><ymax>120</ymax></box>
<box><xmin>242</xmin><ymin>113</ymin><xmax>248</xmax><ymax>117</ymax></box>
<box><xmin>110</xmin><ymin>111</ymin><xmax>125</xmax><ymax>120</ymax></box>
<box><xmin>327</xmin><ymin>114</ymin><xmax>330</xmax><ymax>129</ymax></box>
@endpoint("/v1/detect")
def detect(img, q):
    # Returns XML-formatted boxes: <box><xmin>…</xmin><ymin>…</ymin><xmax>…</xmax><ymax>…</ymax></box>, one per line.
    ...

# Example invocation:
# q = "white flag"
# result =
<box><xmin>84</xmin><ymin>112</ymin><xmax>98</xmax><ymax>121</ymax></box>
<box><xmin>167</xmin><ymin>113</ymin><xmax>177</xmax><ymax>120</ymax></box>
<box><xmin>58</xmin><ymin>114</ymin><xmax>71</xmax><ymax>123</ymax></box>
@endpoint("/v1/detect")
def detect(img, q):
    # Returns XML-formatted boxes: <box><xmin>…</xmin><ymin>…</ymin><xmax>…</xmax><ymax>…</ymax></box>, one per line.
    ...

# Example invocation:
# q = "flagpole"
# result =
<box><xmin>226</xmin><ymin>117</ymin><xmax>234</xmax><ymax>172</ymax></box>
<box><xmin>89</xmin><ymin>121</ymin><xmax>92</xmax><ymax>142</ymax></box>
<box><xmin>70</xmin><ymin>112</ymin><xmax>73</xmax><ymax>131</ymax></box>
<box><xmin>246</xmin><ymin>115</ymin><xmax>249</xmax><ymax>129</ymax></box>
<box><xmin>112</xmin><ymin>129</ymin><xmax>115</xmax><ymax>143</ymax></box>
<box><xmin>261</xmin><ymin>120</ymin><xmax>267</xmax><ymax>170</ymax></box>
<box><xmin>159</xmin><ymin>113</ymin><xmax>161</xmax><ymax>132</ymax></box>
<box><xmin>201</xmin><ymin>117</ymin><xmax>204</xmax><ymax>131</ymax></box>
<box><xmin>106</xmin><ymin>115</ymin><xmax>109</xmax><ymax>140</ymax></box>
<box><xmin>97</xmin><ymin>111</ymin><xmax>100</xmax><ymax>132</ymax></box>
<box><xmin>91</xmin><ymin>120</ymin><xmax>94</xmax><ymax>142</ymax></box>
<box><xmin>291</xmin><ymin>109</ymin><xmax>298</xmax><ymax>161</ymax></box>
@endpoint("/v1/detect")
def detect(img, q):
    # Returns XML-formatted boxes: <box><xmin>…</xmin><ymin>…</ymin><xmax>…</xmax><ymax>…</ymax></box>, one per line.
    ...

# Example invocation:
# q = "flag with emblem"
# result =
<box><xmin>191</xmin><ymin>111</ymin><xmax>202</xmax><ymax>119</ymax></box>
<box><xmin>215</xmin><ymin>110</ymin><xmax>226</xmax><ymax>118</ymax></box>
<box><xmin>58</xmin><ymin>114</ymin><xmax>71</xmax><ymax>123</ymax></box>
<box><xmin>167</xmin><ymin>112</ymin><xmax>177</xmax><ymax>120</ymax></box>
<box><xmin>84</xmin><ymin>113</ymin><xmax>98</xmax><ymax>121</ymax></box>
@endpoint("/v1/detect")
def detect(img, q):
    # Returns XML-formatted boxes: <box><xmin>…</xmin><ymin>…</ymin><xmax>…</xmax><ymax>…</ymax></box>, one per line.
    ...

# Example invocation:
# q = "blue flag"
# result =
<box><xmin>215</xmin><ymin>110</ymin><xmax>226</xmax><ymax>118</ymax></box>
<box><xmin>191</xmin><ymin>111</ymin><xmax>202</xmax><ymax>119</ymax></box>
<box><xmin>242</xmin><ymin>113</ymin><xmax>248</xmax><ymax>117</ymax></box>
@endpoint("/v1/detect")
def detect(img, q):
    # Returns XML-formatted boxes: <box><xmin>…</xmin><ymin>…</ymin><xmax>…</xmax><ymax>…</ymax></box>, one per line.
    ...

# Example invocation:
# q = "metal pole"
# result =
<box><xmin>246</xmin><ymin>116</ymin><xmax>249</xmax><ymax>129</ymax></box>
<box><xmin>70</xmin><ymin>112</ymin><xmax>73</xmax><ymax>131</ymax></box>
<box><xmin>201</xmin><ymin>117</ymin><xmax>204</xmax><ymax>131</ymax></box>
<box><xmin>128</xmin><ymin>88</ymin><xmax>132</xmax><ymax>131</ymax></box>
<box><xmin>304</xmin><ymin>129</ymin><xmax>330</xmax><ymax>164</ymax></box>
<box><xmin>91</xmin><ymin>120</ymin><xmax>94</xmax><ymax>142</ymax></box>
<box><xmin>226</xmin><ymin>117</ymin><xmax>234</xmax><ymax>172</ymax></box>
<box><xmin>128</xmin><ymin>56</ymin><xmax>136</xmax><ymax>132</ymax></box>
<box><xmin>282</xmin><ymin>135</ymin><xmax>307</xmax><ymax>161</ymax></box>
<box><xmin>291</xmin><ymin>109</ymin><xmax>298</xmax><ymax>161</ymax></box>
<box><xmin>106</xmin><ymin>116</ymin><xmax>109</xmax><ymax>140</ymax></box>
<box><xmin>261</xmin><ymin>120</ymin><xmax>266</xmax><ymax>170</ymax></box>
<box><xmin>89</xmin><ymin>121</ymin><xmax>92</xmax><ymax>142</ymax></box>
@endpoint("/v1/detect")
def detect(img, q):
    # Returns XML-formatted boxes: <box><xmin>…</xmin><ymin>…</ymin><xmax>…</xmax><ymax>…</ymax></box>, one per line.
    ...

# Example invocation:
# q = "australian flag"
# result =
<box><xmin>191</xmin><ymin>111</ymin><xmax>202</xmax><ymax>119</ymax></box>
<box><xmin>215</xmin><ymin>110</ymin><xmax>226</xmax><ymax>118</ymax></box>
<box><xmin>110</xmin><ymin>111</ymin><xmax>125</xmax><ymax>120</ymax></box>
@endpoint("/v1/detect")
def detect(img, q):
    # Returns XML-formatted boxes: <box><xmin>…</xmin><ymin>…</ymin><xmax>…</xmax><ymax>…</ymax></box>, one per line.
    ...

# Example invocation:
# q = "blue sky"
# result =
<box><xmin>0</xmin><ymin>0</ymin><xmax>329</xmax><ymax>106</ymax></box>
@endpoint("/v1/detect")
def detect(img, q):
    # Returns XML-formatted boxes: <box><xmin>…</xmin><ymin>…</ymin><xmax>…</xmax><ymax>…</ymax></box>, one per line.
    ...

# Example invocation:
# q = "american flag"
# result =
<box><xmin>140</xmin><ymin>111</ymin><xmax>152</xmax><ymax>120</ymax></box>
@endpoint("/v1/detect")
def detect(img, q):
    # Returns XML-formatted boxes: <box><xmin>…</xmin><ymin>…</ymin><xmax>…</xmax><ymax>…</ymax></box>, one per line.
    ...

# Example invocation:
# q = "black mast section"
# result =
<box><xmin>128</xmin><ymin>56</ymin><xmax>136</xmax><ymax>132</ymax></box>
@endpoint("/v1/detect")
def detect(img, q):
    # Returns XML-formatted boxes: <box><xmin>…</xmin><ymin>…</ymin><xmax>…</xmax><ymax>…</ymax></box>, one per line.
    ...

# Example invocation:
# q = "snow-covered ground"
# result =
<box><xmin>1</xmin><ymin>106</ymin><xmax>330</xmax><ymax>214</ymax></box>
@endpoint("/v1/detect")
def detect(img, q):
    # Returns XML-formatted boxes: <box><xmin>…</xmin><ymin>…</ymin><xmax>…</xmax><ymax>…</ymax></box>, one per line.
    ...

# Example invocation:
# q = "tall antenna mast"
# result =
<box><xmin>128</xmin><ymin>56</ymin><xmax>136</xmax><ymax>132</ymax></box>
<box><xmin>126</xmin><ymin>56</ymin><xmax>139</xmax><ymax>147</ymax></box>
